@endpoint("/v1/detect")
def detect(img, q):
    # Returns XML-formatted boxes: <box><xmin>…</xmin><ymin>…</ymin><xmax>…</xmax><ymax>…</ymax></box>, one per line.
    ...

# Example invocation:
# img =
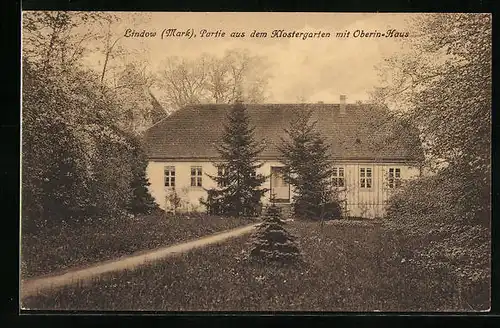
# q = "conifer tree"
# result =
<box><xmin>247</xmin><ymin>202</ymin><xmax>302</xmax><ymax>264</ymax></box>
<box><xmin>128</xmin><ymin>136</ymin><xmax>159</xmax><ymax>215</ymax></box>
<box><xmin>278</xmin><ymin>108</ymin><xmax>341</xmax><ymax>220</ymax></box>
<box><xmin>203</xmin><ymin>98</ymin><xmax>268</xmax><ymax>217</ymax></box>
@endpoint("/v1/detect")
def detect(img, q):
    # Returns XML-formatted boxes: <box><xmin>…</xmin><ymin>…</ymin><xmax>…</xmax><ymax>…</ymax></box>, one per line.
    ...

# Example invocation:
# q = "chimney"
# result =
<box><xmin>340</xmin><ymin>95</ymin><xmax>347</xmax><ymax>114</ymax></box>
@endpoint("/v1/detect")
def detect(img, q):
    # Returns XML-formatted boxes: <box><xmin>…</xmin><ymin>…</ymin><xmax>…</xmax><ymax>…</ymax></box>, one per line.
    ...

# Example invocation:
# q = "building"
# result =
<box><xmin>144</xmin><ymin>97</ymin><xmax>424</xmax><ymax>218</ymax></box>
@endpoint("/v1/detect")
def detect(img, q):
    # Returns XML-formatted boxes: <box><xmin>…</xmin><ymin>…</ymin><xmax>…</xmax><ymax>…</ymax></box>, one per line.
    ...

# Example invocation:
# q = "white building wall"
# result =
<box><xmin>147</xmin><ymin>161</ymin><xmax>218</xmax><ymax>212</ymax></box>
<box><xmin>338</xmin><ymin>162</ymin><xmax>420</xmax><ymax>218</ymax></box>
<box><xmin>147</xmin><ymin>160</ymin><xmax>421</xmax><ymax>218</ymax></box>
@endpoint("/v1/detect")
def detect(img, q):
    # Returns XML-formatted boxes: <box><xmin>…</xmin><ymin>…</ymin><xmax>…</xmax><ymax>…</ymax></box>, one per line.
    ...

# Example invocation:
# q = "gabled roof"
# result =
<box><xmin>144</xmin><ymin>103</ymin><xmax>424</xmax><ymax>162</ymax></box>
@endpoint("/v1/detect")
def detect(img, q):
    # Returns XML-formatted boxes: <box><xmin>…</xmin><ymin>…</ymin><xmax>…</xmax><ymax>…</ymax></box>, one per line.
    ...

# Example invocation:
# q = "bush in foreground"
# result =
<box><xmin>383</xmin><ymin>170</ymin><xmax>490</xmax><ymax>311</ymax></box>
<box><xmin>247</xmin><ymin>204</ymin><xmax>302</xmax><ymax>265</ymax></box>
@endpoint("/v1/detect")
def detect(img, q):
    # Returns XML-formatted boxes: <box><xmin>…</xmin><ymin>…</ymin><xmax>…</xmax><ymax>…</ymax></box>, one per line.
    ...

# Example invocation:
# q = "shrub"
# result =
<box><xmin>165</xmin><ymin>188</ymin><xmax>183</xmax><ymax>215</ymax></box>
<box><xmin>386</xmin><ymin>167</ymin><xmax>490</xmax><ymax>228</ymax></box>
<box><xmin>200</xmin><ymin>189</ymin><xmax>227</xmax><ymax>216</ymax></box>
<box><xmin>377</xmin><ymin>224</ymin><xmax>490</xmax><ymax>311</ymax></box>
<box><xmin>383</xmin><ymin>167</ymin><xmax>491</xmax><ymax>310</ymax></box>
<box><xmin>293</xmin><ymin>199</ymin><xmax>342</xmax><ymax>221</ymax></box>
<box><xmin>247</xmin><ymin>204</ymin><xmax>302</xmax><ymax>265</ymax></box>
<box><xmin>21</xmin><ymin>61</ymin><xmax>158</xmax><ymax>231</ymax></box>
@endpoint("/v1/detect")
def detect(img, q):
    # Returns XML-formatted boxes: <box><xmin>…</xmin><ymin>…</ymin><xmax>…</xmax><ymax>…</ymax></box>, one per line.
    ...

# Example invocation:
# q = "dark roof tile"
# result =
<box><xmin>144</xmin><ymin>103</ymin><xmax>424</xmax><ymax>162</ymax></box>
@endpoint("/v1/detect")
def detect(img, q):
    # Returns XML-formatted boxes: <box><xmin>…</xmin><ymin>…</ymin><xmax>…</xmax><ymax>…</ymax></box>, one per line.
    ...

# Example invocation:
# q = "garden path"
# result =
<box><xmin>21</xmin><ymin>223</ymin><xmax>258</xmax><ymax>299</ymax></box>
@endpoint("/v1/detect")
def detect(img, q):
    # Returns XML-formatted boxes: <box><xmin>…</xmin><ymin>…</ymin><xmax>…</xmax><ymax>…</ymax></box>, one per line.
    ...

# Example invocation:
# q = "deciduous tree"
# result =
<box><xmin>374</xmin><ymin>13</ymin><xmax>491</xmax><ymax>223</ymax></box>
<box><xmin>157</xmin><ymin>49</ymin><xmax>272</xmax><ymax>110</ymax></box>
<box><xmin>21</xmin><ymin>12</ymin><xmax>159</xmax><ymax>231</ymax></box>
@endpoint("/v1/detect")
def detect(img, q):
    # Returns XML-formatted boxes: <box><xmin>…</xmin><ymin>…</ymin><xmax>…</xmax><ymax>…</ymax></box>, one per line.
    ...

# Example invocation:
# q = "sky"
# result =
<box><xmin>78</xmin><ymin>12</ymin><xmax>414</xmax><ymax>104</ymax></box>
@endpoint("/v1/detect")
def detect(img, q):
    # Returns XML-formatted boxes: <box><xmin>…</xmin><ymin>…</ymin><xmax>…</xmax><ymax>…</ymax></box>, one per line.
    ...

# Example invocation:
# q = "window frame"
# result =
<box><xmin>332</xmin><ymin>167</ymin><xmax>345</xmax><ymax>188</ymax></box>
<box><xmin>359</xmin><ymin>167</ymin><xmax>373</xmax><ymax>189</ymax></box>
<box><xmin>387</xmin><ymin>167</ymin><xmax>402</xmax><ymax>189</ymax></box>
<box><xmin>190</xmin><ymin>166</ymin><xmax>203</xmax><ymax>187</ymax></box>
<box><xmin>164</xmin><ymin>166</ymin><xmax>176</xmax><ymax>188</ymax></box>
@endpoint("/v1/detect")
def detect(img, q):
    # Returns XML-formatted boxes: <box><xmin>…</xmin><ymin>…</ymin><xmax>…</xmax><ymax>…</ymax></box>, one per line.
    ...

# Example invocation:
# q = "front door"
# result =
<box><xmin>270</xmin><ymin>166</ymin><xmax>290</xmax><ymax>203</ymax></box>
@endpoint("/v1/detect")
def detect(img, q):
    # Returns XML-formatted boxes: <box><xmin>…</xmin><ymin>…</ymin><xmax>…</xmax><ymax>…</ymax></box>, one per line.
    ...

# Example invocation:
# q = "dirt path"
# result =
<box><xmin>21</xmin><ymin>223</ymin><xmax>258</xmax><ymax>299</ymax></box>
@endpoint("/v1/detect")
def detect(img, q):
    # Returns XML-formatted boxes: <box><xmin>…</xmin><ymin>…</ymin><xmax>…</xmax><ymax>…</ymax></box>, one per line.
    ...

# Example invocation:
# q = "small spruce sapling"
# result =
<box><xmin>247</xmin><ymin>202</ymin><xmax>302</xmax><ymax>265</ymax></box>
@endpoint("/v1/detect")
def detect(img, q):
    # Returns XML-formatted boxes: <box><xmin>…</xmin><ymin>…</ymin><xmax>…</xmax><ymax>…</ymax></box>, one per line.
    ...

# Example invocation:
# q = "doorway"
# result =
<box><xmin>270</xmin><ymin>166</ymin><xmax>290</xmax><ymax>203</ymax></box>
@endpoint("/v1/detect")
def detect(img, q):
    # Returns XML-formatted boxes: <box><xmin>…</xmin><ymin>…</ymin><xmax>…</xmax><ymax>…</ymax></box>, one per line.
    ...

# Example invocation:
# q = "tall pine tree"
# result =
<box><xmin>279</xmin><ymin>108</ymin><xmax>341</xmax><ymax>220</ymax></box>
<box><xmin>203</xmin><ymin>100</ymin><xmax>268</xmax><ymax>217</ymax></box>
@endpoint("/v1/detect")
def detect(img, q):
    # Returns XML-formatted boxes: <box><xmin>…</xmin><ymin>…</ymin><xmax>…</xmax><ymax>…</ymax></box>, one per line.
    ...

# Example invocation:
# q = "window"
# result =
<box><xmin>360</xmin><ymin>167</ymin><xmax>372</xmax><ymax>188</ymax></box>
<box><xmin>388</xmin><ymin>167</ymin><xmax>402</xmax><ymax>188</ymax></box>
<box><xmin>332</xmin><ymin>167</ymin><xmax>345</xmax><ymax>188</ymax></box>
<box><xmin>191</xmin><ymin>166</ymin><xmax>203</xmax><ymax>187</ymax></box>
<box><xmin>164</xmin><ymin>166</ymin><xmax>175</xmax><ymax>187</ymax></box>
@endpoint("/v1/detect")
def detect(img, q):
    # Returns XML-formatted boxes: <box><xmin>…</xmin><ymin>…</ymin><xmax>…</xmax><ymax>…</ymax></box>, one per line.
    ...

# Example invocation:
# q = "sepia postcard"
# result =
<box><xmin>20</xmin><ymin>11</ymin><xmax>491</xmax><ymax>312</ymax></box>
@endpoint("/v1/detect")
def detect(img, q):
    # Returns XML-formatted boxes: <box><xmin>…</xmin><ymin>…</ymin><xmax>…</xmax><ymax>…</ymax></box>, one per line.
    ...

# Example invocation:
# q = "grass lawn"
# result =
<box><xmin>21</xmin><ymin>213</ymin><xmax>255</xmax><ymax>279</ymax></box>
<box><xmin>22</xmin><ymin>220</ymin><xmax>489</xmax><ymax>312</ymax></box>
